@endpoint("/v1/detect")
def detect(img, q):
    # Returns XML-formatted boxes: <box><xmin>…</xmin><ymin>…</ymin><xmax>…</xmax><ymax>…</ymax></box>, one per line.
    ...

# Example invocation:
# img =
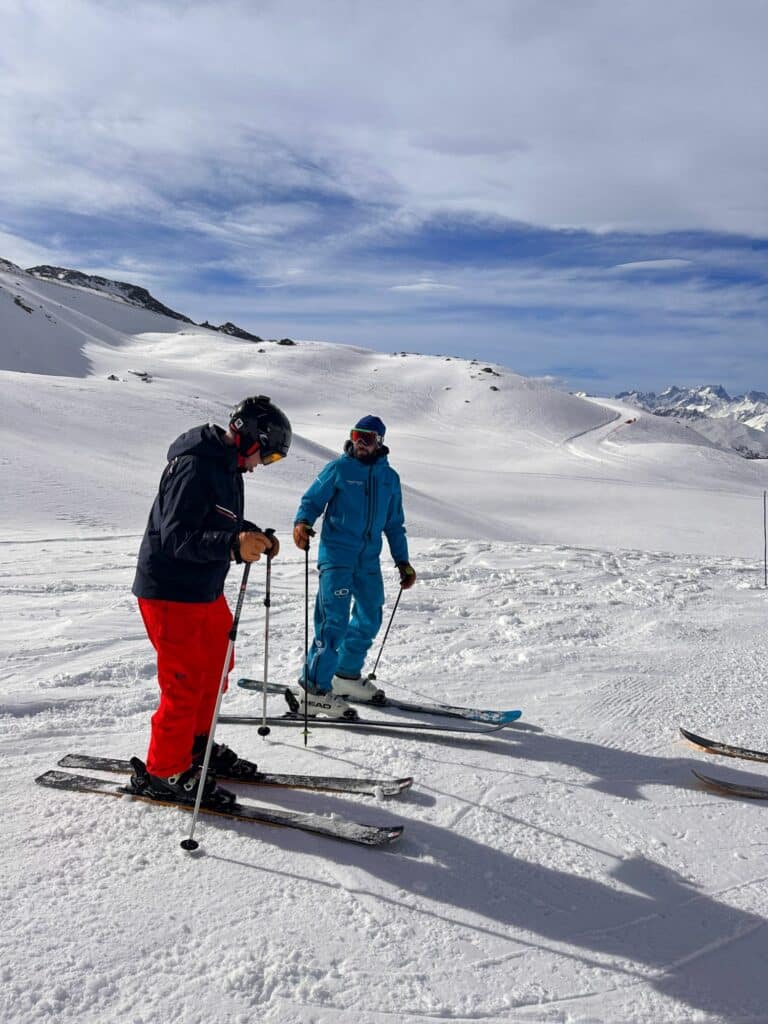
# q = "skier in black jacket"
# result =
<box><xmin>131</xmin><ymin>395</ymin><xmax>291</xmax><ymax>807</ymax></box>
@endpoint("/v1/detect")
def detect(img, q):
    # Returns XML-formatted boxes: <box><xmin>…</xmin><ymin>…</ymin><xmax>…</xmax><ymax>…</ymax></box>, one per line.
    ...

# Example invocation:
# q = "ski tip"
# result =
<box><xmin>691</xmin><ymin>768</ymin><xmax>768</xmax><ymax>800</ymax></box>
<box><xmin>679</xmin><ymin>726</ymin><xmax>711</xmax><ymax>749</ymax></box>
<box><xmin>385</xmin><ymin>777</ymin><xmax>414</xmax><ymax>795</ymax></box>
<box><xmin>500</xmin><ymin>710</ymin><xmax>523</xmax><ymax>724</ymax></box>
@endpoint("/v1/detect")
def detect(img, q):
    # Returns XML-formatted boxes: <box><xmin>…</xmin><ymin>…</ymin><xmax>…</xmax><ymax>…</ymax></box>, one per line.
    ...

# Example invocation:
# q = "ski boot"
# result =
<box><xmin>287</xmin><ymin>683</ymin><xmax>358</xmax><ymax>720</ymax></box>
<box><xmin>192</xmin><ymin>735</ymin><xmax>260</xmax><ymax>781</ymax></box>
<box><xmin>130</xmin><ymin>757</ymin><xmax>236</xmax><ymax>810</ymax></box>
<box><xmin>331</xmin><ymin>672</ymin><xmax>385</xmax><ymax>704</ymax></box>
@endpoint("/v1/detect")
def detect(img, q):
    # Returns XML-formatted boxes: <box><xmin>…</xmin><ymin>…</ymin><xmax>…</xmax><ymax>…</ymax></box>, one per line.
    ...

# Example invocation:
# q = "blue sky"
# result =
<box><xmin>1</xmin><ymin>0</ymin><xmax>766</xmax><ymax>395</ymax></box>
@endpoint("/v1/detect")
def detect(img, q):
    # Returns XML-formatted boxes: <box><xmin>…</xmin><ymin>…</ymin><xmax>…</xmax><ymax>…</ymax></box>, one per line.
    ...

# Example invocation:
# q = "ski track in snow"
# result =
<box><xmin>3</xmin><ymin>534</ymin><xmax>768</xmax><ymax>1023</ymax></box>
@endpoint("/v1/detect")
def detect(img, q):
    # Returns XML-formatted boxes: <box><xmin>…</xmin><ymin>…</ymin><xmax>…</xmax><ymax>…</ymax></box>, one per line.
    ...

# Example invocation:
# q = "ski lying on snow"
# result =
<box><xmin>57</xmin><ymin>754</ymin><xmax>412</xmax><ymax>797</ymax></box>
<box><xmin>680</xmin><ymin>726</ymin><xmax>768</xmax><ymax>765</ymax></box>
<box><xmin>35</xmin><ymin>770</ymin><xmax>403</xmax><ymax>846</ymax></box>
<box><xmin>219</xmin><ymin>711</ymin><xmax>511</xmax><ymax>735</ymax></box>
<box><xmin>237</xmin><ymin>678</ymin><xmax>522</xmax><ymax>725</ymax></box>
<box><xmin>691</xmin><ymin>769</ymin><xmax>768</xmax><ymax>800</ymax></box>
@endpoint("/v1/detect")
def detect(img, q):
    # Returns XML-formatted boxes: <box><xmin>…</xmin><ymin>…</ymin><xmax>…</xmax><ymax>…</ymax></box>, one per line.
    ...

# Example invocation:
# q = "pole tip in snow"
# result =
<box><xmin>258</xmin><ymin>725</ymin><xmax>271</xmax><ymax>738</ymax></box>
<box><xmin>180</xmin><ymin>838</ymin><xmax>199</xmax><ymax>852</ymax></box>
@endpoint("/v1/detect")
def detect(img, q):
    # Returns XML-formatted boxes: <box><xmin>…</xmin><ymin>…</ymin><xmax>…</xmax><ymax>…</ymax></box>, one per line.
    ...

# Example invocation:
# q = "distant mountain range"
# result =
<box><xmin>615</xmin><ymin>385</ymin><xmax>768</xmax><ymax>458</ymax></box>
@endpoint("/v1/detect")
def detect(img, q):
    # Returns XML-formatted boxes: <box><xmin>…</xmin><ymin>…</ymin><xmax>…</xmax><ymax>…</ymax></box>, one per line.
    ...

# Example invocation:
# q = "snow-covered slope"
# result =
<box><xmin>3</xmin><ymin>260</ymin><xmax>768</xmax><ymax>1024</ymax></box>
<box><xmin>2</xmin><ymin>261</ymin><xmax>766</xmax><ymax>556</ymax></box>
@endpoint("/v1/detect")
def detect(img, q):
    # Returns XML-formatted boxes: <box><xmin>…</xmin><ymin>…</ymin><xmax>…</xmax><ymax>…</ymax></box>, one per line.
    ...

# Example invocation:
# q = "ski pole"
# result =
<box><xmin>181</xmin><ymin>561</ymin><xmax>251</xmax><ymax>853</ymax></box>
<box><xmin>302</xmin><ymin>535</ymin><xmax>311</xmax><ymax>747</ymax></box>
<box><xmin>258</xmin><ymin>529</ymin><xmax>276</xmax><ymax>740</ymax></box>
<box><xmin>303</xmin><ymin>536</ymin><xmax>309</xmax><ymax>745</ymax></box>
<box><xmin>367</xmin><ymin>586</ymin><xmax>403</xmax><ymax>681</ymax></box>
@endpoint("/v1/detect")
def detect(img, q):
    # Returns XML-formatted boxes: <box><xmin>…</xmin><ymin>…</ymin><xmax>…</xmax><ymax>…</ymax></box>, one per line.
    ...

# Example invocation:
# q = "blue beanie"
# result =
<box><xmin>354</xmin><ymin>415</ymin><xmax>386</xmax><ymax>437</ymax></box>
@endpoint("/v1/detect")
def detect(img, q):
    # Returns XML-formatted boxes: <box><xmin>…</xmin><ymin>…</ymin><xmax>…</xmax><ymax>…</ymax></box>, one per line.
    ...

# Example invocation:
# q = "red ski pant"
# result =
<box><xmin>138</xmin><ymin>595</ymin><xmax>234</xmax><ymax>777</ymax></box>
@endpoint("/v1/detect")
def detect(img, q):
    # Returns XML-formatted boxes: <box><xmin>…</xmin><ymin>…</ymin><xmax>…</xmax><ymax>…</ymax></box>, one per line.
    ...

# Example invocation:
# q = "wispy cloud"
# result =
<box><xmin>611</xmin><ymin>259</ymin><xmax>694</xmax><ymax>272</ymax></box>
<box><xmin>0</xmin><ymin>0</ymin><xmax>766</xmax><ymax>394</ymax></box>
<box><xmin>389</xmin><ymin>279</ymin><xmax>460</xmax><ymax>293</ymax></box>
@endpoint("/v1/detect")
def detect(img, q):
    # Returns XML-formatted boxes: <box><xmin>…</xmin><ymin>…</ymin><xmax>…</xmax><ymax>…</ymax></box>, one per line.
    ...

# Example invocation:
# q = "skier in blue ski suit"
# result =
<box><xmin>293</xmin><ymin>415</ymin><xmax>416</xmax><ymax>717</ymax></box>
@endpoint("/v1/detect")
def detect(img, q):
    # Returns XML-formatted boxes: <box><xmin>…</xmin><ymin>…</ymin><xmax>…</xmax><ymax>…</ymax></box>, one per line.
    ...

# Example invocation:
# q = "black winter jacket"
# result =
<box><xmin>132</xmin><ymin>424</ymin><xmax>258</xmax><ymax>603</ymax></box>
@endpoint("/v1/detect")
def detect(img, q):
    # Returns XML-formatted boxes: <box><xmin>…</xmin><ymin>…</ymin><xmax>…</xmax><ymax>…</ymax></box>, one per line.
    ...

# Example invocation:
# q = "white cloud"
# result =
<box><xmin>0</xmin><ymin>230</ymin><xmax>54</xmax><ymax>269</ymax></box>
<box><xmin>390</xmin><ymin>280</ymin><xmax>460</xmax><ymax>293</ymax></box>
<box><xmin>0</xmin><ymin>0</ymin><xmax>766</xmax><ymax>234</ymax></box>
<box><xmin>611</xmin><ymin>259</ymin><xmax>694</xmax><ymax>272</ymax></box>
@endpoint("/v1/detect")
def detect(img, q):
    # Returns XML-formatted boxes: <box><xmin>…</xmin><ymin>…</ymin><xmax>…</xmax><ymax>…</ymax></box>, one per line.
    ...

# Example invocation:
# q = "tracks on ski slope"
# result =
<box><xmin>4</xmin><ymin>532</ymin><xmax>768</xmax><ymax>1022</ymax></box>
<box><xmin>561</xmin><ymin>410</ymin><xmax>623</xmax><ymax>462</ymax></box>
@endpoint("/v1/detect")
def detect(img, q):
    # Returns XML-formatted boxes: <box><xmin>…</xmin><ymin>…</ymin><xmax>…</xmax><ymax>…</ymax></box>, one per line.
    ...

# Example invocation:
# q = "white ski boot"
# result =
<box><xmin>331</xmin><ymin>674</ymin><xmax>385</xmax><ymax>703</ymax></box>
<box><xmin>296</xmin><ymin>686</ymin><xmax>358</xmax><ymax>720</ymax></box>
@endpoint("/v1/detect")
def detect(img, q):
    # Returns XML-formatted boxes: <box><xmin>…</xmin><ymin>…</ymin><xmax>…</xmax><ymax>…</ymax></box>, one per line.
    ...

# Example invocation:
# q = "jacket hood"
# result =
<box><xmin>167</xmin><ymin>423</ymin><xmax>233</xmax><ymax>463</ymax></box>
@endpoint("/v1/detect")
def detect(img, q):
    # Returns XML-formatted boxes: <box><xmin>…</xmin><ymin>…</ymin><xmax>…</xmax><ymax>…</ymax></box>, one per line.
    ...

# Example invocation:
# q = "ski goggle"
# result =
<box><xmin>350</xmin><ymin>428</ymin><xmax>380</xmax><ymax>444</ymax></box>
<box><xmin>237</xmin><ymin>431</ymin><xmax>289</xmax><ymax>464</ymax></box>
<box><xmin>243</xmin><ymin>440</ymin><xmax>285</xmax><ymax>465</ymax></box>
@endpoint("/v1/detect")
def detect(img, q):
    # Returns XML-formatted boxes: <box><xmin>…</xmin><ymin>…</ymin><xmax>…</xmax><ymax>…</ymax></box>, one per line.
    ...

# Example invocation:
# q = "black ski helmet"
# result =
<box><xmin>229</xmin><ymin>395</ymin><xmax>292</xmax><ymax>464</ymax></box>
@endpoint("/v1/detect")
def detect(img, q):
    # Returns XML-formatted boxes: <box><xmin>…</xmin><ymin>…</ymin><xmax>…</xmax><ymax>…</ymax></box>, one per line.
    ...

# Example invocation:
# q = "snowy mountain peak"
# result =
<box><xmin>26</xmin><ymin>265</ymin><xmax>194</xmax><ymax>323</ymax></box>
<box><xmin>615</xmin><ymin>383</ymin><xmax>768</xmax><ymax>414</ymax></box>
<box><xmin>615</xmin><ymin>383</ymin><xmax>768</xmax><ymax>458</ymax></box>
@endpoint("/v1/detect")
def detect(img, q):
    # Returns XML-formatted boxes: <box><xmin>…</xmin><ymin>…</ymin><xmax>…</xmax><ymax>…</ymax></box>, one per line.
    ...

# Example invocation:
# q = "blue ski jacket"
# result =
<box><xmin>295</xmin><ymin>443</ymin><xmax>409</xmax><ymax>568</ymax></box>
<box><xmin>133</xmin><ymin>424</ymin><xmax>258</xmax><ymax>603</ymax></box>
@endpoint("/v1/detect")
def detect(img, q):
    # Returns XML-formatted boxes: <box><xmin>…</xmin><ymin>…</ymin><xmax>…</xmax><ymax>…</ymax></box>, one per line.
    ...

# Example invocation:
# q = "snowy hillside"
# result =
<box><xmin>3</xmin><ymin>260</ymin><xmax>768</xmax><ymax>1024</ymax></box>
<box><xmin>2</xmin><ymin>260</ymin><xmax>767</xmax><ymax>557</ymax></box>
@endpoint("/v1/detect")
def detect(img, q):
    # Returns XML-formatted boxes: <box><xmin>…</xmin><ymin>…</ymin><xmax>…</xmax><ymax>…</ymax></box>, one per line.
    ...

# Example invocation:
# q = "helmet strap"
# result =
<box><xmin>231</xmin><ymin>428</ymin><xmax>260</xmax><ymax>458</ymax></box>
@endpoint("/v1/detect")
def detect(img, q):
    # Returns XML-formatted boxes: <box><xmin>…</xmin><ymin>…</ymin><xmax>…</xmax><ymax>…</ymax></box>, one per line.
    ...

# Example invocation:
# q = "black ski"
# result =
<box><xmin>57</xmin><ymin>754</ymin><xmax>412</xmax><ymax>797</ymax></box>
<box><xmin>35</xmin><ymin>770</ymin><xmax>403</xmax><ymax>846</ymax></box>
<box><xmin>236</xmin><ymin>679</ymin><xmax>522</xmax><ymax>726</ymax></box>
<box><xmin>219</xmin><ymin>711</ymin><xmax>511</xmax><ymax>735</ymax></box>
<box><xmin>680</xmin><ymin>726</ymin><xmax>768</xmax><ymax>765</ymax></box>
<box><xmin>691</xmin><ymin>769</ymin><xmax>768</xmax><ymax>800</ymax></box>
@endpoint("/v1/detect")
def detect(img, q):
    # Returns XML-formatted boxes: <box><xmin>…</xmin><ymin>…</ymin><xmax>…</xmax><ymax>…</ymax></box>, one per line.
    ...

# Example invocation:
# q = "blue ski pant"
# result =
<box><xmin>303</xmin><ymin>563</ymin><xmax>385</xmax><ymax>692</ymax></box>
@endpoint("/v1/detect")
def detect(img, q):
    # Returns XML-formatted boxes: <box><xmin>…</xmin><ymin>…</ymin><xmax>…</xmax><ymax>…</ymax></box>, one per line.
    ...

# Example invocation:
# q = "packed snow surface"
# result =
<box><xmin>2</xmin><ymin>265</ymin><xmax>768</xmax><ymax>1023</ymax></box>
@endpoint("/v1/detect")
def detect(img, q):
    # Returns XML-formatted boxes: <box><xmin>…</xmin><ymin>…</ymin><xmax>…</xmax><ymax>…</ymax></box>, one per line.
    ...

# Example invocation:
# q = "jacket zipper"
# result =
<box><xmin>365</xmin><ymin>466</ymin><xmax>376</xmax><ymax>540</ymax></box>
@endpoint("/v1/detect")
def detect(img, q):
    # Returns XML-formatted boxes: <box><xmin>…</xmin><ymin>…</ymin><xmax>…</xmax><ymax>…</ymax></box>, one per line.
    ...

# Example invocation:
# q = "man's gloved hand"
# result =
<box><xmin>397</xmin><ymin>561</ymin><xmax>417</xmax><ymax>589</ymax></box>
<box><xmin>234</xmin><ymin>531</ymin><xmax>272</xmax><ymax>563</ymax></box>
<box><xmin>293</xmin><ymin>522</ymin><xmax>315</xmax><ymax>550</ymax></box>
